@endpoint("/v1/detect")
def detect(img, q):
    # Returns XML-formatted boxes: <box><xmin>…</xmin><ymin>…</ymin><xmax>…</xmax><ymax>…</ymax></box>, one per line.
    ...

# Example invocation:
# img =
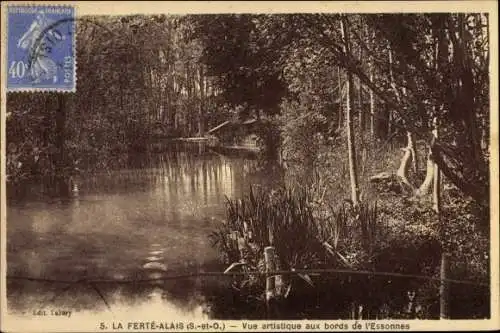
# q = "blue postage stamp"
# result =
<box><xmin>7</xmin><ymin>5</ymin><xmax>76</xmax><ymax>92</ymax></box>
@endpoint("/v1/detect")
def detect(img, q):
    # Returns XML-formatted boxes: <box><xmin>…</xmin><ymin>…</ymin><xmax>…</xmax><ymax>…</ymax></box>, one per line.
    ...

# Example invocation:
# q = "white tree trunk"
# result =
<box><xmin>337</xmin><ymin>66</ymin><xmax>343</xmax><ymax>132</ymax></box>
<box><xmin>432</xmin><ymin>118</ymin><xmax>441</xmax><ymax>213</ymax></box>
<box><xmin>396</xmin><ymin>131</ymin><xmax>417</xmax><ymax>192</ymax></box>
<box><xmin>341</xmin><ymin>16</ymin><xmax>360</xmax><ymax>206</ymax></box>
<box><xmin>369</xmin><ymin>69</ymin><xmax>375</xmax><ymax>138</ymax></box>
<box><xmin>366</xmin><ymin>26</ymin><xmax>376</xmax><ymax>138</ymax></box>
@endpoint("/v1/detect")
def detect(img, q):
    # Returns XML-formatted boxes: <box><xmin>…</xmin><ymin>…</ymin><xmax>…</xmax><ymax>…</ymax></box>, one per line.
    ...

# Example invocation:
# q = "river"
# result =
<box><xmin>6</xmin><ymin>142</ymin><xmax>279</xmax><ymax>319</ymax></box>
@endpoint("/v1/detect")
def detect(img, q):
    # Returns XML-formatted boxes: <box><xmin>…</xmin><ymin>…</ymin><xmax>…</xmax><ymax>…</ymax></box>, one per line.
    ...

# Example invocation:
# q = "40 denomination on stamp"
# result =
<box><xmin>7</xmin><ymin>5</ymin><xmax>76</xmax><ymax>92</ymax></box>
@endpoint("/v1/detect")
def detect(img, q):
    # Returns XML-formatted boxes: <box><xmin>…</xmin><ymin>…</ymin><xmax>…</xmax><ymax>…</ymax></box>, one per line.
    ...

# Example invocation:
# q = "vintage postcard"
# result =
<box><xmin>1</xmin><ymin>1</ymin><xmax>498</xmax><ymax>332</ymax></box>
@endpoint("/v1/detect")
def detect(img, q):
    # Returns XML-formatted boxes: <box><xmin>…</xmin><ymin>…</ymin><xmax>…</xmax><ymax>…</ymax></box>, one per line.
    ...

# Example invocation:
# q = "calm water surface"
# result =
<box><xmin>7</xmin><ymin>143</ymin><xmax>277</xmax><ymax>318</ymax></box>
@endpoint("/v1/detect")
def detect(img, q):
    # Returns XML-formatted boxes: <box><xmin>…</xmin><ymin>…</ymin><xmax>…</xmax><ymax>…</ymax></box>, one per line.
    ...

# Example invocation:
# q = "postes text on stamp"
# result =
<box><xmin>7</xmin><ymin>5</ymin><xmax>76</xmax><ymax>92</ymax></box>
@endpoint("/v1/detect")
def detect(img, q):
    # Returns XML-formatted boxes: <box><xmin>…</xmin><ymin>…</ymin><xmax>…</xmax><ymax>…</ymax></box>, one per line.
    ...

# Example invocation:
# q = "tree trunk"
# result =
<box><xmin>433</xmin><ymin>117</ymin><xmax>449</xmax><ymax>320</ymax></box>
<box><xmin>198</xmin><ymin>65</ymin><xmax>205</xmax><ymax>137</ymax></box>
<box><xmin>432</xmin><ymin>118</ymin><xmax>441</xmax><ymax>213</ymax></box>
<box><xmin>369</xmin><ymin>64</ymin><xmax>375</xmax><ymax>138</ymax></box>
<box><xmin>387</xmin><ymin>45</ymin><xmax>399</xmax><ymax>142</ymax></box>
<box><xmin>366</xmin><ymin>27</ymin><xmax>376</xmax><ymax>138</ymax></box>
<box><xmin>431</xmin><ymin>141</ymin><xmax>488</xmax><ymax>207</ymax></box>
<box><xmin>337</xmin><ymin>66</ymin><xmax>343</xmax><ymax>133</ymax></box>
<box><xmin>358</xmin><ymin>62</ymin><xmax>365</xmax><ymax>132</ymax></box>
<box><xmin>456</xmin><ymin>14</ymin><xmax>482</xmax><ymax>164</ymax></box>
<box><xmin>396</xmin><ymin>131</ymin><xmax>417</xmax><ymax>192</ymax></box>
<box><xmin>358</xmin><ymin>77</ymin><xmax>365</xmax><ymax>149</ymax></box>
<box><xmin>411</xmin><ymin>137</ymin><xmax>418</xmax><ymax>175</ymax></box>
<box><xmin>341</xmin><ymin>16</ymin><xmax>360</xmax><ymax>206</ymax></box>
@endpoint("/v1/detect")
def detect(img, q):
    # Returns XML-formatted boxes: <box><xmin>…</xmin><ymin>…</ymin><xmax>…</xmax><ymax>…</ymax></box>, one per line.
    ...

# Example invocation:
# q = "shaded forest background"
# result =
<box><xmin>6</xmin><ymin>14</ymin><xmax>489</xmax><ymax>201</ymax></box>
<box><xmin>5</xmin><ymin>13</ymin><xmax>491</xmax><ymax>319</ymax></box>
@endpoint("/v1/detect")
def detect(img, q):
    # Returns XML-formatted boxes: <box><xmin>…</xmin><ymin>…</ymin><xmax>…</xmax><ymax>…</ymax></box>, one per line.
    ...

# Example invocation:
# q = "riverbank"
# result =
<box><xmin>208</xmin><ymin>146</ymin><xmax>490</xmax><ymax>319</ymax></box>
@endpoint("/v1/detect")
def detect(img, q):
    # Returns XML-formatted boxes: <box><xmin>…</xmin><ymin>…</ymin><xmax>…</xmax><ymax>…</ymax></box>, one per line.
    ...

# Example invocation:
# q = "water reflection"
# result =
<box><xmin>7</xmin><ymin>142</ymin><xmax>278</xmax><ymax>317</ymax></box>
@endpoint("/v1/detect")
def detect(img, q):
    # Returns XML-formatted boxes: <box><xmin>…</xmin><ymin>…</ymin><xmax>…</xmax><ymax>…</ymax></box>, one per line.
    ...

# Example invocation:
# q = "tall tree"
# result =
<box><xmin>341</xmin><ymin>15</ymin><xmax>360</xmax><ymax>206</ymax></box>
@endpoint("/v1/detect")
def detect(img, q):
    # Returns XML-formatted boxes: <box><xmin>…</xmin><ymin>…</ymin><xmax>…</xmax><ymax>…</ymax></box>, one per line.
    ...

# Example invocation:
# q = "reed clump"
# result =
<box><xmin>209</xmin><ymin>186</ymin><xmax>383</xmax><ymax>317</ymax></box>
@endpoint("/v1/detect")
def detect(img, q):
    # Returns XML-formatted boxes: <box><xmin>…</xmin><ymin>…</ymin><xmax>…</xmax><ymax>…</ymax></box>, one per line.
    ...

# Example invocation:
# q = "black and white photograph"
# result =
<box><xmin>1</xmin><ymin>1</ymin><xmax>498</xmax><ymax>331</ymax></box>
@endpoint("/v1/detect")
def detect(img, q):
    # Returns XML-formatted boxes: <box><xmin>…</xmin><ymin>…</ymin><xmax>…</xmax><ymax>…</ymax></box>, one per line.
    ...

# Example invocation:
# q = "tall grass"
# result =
<box><xmin>210</xmin><ymin>186</ymin><xmax>381</xmax><ymax>284</ymax></box>
<box><xmin>358</xmin><ymin>201</ymin><xmax>379</xmax><ymax>255</ymax></box>
<box><xmin>209</xmin><ymin>186</ymin><xmax>468</xmax><ymax>319</ymax></box>
<box><xmin>210</xmin><ymin>187</ymin><xmax>327</xmax><ymax>272</ymax></box>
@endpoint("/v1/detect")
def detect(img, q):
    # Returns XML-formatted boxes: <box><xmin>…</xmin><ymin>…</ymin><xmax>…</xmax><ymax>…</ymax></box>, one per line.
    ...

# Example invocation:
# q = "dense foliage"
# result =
<box><xmin>7</xmin><ymin>15</ymin><xmax>225</xmax><ymax>195</ymax></box>
<box><xmin>6</xmin><ymin>13</ymin><xmax>491</xmax><ymax>319</ymax></box>
<box><xmin>198</xmin><ymin>13</ymin><xmax>490</xmax><ymax>319</ymax></box>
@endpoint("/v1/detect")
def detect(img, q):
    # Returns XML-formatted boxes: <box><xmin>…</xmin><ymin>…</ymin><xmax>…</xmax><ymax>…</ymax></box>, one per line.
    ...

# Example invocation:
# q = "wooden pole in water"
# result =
<box><xmin>440</xmin><ymin>253</ymin><xmax>450</xmax><ymax>319</ymax></box>
<box><xmin>264</xmin><ymin>246</ymin><xmax>276</xmax><ymax>316</ymax></box>
<box><xmin>432</xmin><ymin>116</ymin><xmax>450</xmax><ymax>320</ymax></box>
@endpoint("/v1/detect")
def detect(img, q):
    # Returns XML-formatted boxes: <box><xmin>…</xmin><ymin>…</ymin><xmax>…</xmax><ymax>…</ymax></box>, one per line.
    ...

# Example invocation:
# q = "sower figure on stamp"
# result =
<box><xmin>17</xmin><ymin>10</ymin><xmax>59</xmax><ymax>84</ymax></box>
